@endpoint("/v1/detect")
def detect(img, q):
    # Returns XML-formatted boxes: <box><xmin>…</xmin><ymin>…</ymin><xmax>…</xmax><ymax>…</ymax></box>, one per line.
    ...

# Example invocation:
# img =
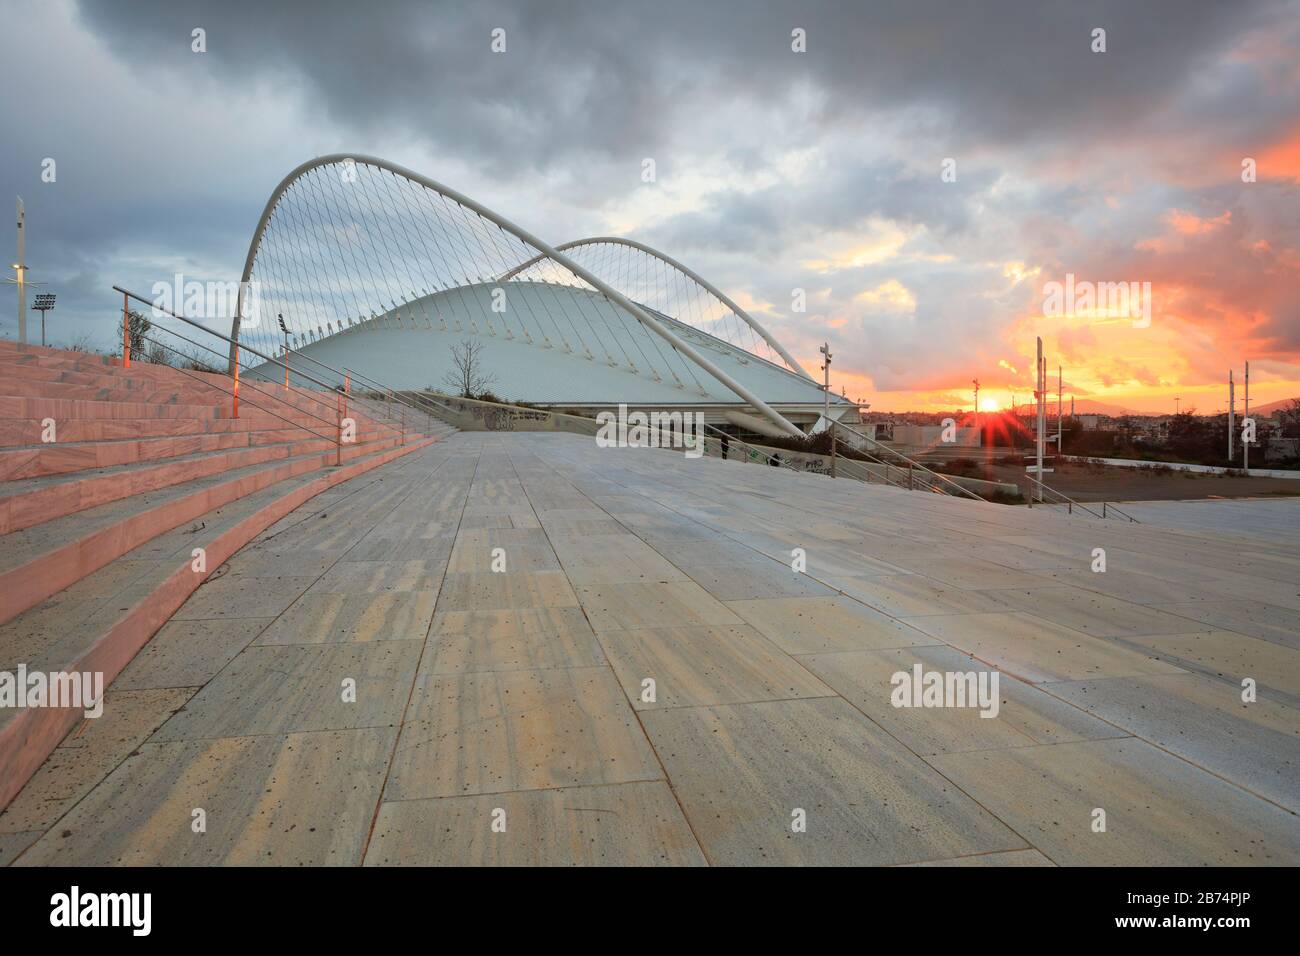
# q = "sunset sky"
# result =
<box><xmin>1</xmin><ymin>0</ymin><xmax>1297</xmax><ymax>413</ymax></box>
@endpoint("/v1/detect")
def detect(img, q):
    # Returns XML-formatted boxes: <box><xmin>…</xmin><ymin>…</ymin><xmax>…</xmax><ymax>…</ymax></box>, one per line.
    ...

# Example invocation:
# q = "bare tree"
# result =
<box><xmin>66</xmin><ymin>333</ymin><xmax>100</xmax><ymax>354</ymax></box>
<box><xmin>441</xmin><ymin>339</ymin><xmax>497</xmax><ymax>397</ymax></box>
<box><xmin>116</xmin><ymin>308</ymin><xmax>152</xmax><ymax>358</ymax></box>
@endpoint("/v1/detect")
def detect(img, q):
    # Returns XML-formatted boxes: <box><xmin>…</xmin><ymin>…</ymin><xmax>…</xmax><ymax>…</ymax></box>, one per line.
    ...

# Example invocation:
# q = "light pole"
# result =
<box><xmin>32</xmin><ymin>292</ymin><xmax>55</xmax><ymax>347</ymax></box>
<box><xmin>820</xmin><ymin>342</ymin><xmax>834</xmax><ymax>475</ymax></box>
<box><xmin>5</xmin><ymin>198</ymin><xmax>27</xmax><ymax>343</ymax></box>
<box><xmin>278</xmin><ymin>313</ymin><xmax>290</xmax><ymax>388</ymax></box>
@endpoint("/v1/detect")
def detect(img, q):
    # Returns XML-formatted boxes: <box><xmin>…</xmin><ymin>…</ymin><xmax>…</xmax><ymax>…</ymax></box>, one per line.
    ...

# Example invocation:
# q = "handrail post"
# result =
<box><xmin>336</xmin><ymin>391</ymin><xmax>343</xmax><ymax>466</ymax></box>
<box><xmin>232</xmin><ymin>345</ymin><xmax>239</xmax><ymax>419</ymax></box>
<box><xmin>122</xmin><ymin>292</ymin><xmax>130</xmax><ymax>368</ymax></box>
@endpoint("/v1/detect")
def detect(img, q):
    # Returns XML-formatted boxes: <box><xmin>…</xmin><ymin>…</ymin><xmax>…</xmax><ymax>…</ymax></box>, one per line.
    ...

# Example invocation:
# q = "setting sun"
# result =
<box><xmin>979</xmin><ymin>397</ymin><xmax>1002</xmax><ymax>412</ymax></box>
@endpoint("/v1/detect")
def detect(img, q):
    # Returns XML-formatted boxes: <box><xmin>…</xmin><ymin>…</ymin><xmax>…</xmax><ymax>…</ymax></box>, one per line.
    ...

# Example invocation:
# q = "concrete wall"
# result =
<box><xmin>891</xmin><ymin>424</ymin><xmax>981</xmax><ymax>448</ymax></box>
<box><xmin>743</xmin><ymin>442</ymin><xmax>1021</xmax><ymax>498</ymax></box>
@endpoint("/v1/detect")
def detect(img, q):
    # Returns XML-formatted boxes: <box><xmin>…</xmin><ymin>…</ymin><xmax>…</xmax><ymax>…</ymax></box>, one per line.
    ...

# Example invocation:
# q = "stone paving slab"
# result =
<box><xmin>437</xmin><ymin>570</ymin><xmax>579</xmax><ymax>610</ymax></box>
<box><xmin>1118</xmin><ymin>630</ymin><xmax>1300</xmax><ymax>698</ymax></box>
<box><xmin>305</xmin><ymin>559</ymin><xmax>445</xmax><ymax>595</ymax></box>
<box><xmin>679</xmin><ymin>562</ymin><xmax>839</xmax><ymax>601</ymax></box>
<box><xmin>726</xmin><ymin>596</ymin><xmax>936</xmax><ymax>654</ymax></box>
<box><xmin>905</xmin><ymin>612</ymin><xmax>1186</xmax><ymax>684</ymax></box>
<box><xmin>254</xmin><ymin>591</ymin><xmax>437</xmax><ymax>645</ymax></box>
<box><xmin>899</xmin><ymin>849</ymin><xmax>1056</xmax><ymax>866</ymax></box>
<box><xmin>800</xmin><ymin>645</ymin><xmax>1124</xmax><ymax>756</ymax></box>
<box><xmin>1045</xmin><ymin>673</ymin><xmax>1300</xmax><ymax>812</ymax></box>
<box><xmin>577</xmin><ymin>580</ymin><xmax>743</xmax><ymax>631</ymax></box>
<box><xmin>420</xmin><ymin>607</ymin><xmax>605</xmax><ymax>675</ymax></box>
<box><xmin>826</xmin><ymin>574</ymin><xmax>1017</xmax><ymax>618</ymax></box>
<box><xmin>151</xmin><ymin>642</ymin><xmax>422</xmax><ymax>740</ymax></box>
<box><xmin>15</xmin><ymin>728</ymin><xmax>394</xmax><ymax>865</ymax></box>
<box><xmin>364</xmin><ymin>782</ymin><xmax>706</xmax><ymax>866</ymax></box>
<box><xmin>641</xmin><ymin>696</ymin><xmax>1028</xmax><ymax>866</ymax></box>
<box><xmin>597</xmin><ymin>624</ymin><xmax>835</xmax><ymax>710</ymax></box>
<box><xmin>1151</xmin><ymin>600</ymin><xmax>1300</xmax><ymax>651</ymax></box>
<box><xmin>385</xmin><ymin>666</ymin><xmax>661</xmax><ymax>801</ymax></box>
<box><xmin>929</xmin><ymin>737</ymin><xmax>1300</xmax><ymax>865</ymax></box>
<box><xmin>0</xmin><ymin>688</ymin><xmax>193</xmax><ymax>834</ymax></box>
<box><xmin>992</xmin><ymin>586</ymin><xmax>1219</xmax><ymax>638</ymax></box>
<box><xmin>20</xmin><ymin>600</ymin><xmax>237</xmax><ymax>694</ymax></box>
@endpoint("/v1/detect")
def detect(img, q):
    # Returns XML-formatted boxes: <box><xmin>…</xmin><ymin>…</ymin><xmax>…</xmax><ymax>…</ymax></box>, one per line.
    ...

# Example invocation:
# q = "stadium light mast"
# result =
<box><xmin>32</xmin><ymin>292</ymin><xmax>55</xmax><ymax>346</ymax></box>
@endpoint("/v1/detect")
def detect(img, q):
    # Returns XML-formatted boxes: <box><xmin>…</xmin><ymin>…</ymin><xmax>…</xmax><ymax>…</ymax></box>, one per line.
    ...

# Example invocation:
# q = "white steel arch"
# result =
<box><xmin>231</xmin><ymin>154</ymin><xmax>803</xmax><ymax>436</ymax></box>
<box><xmin>503</xmin><ymin>237</ymin><xmax>814</xmax><ymax>381</ymax></box>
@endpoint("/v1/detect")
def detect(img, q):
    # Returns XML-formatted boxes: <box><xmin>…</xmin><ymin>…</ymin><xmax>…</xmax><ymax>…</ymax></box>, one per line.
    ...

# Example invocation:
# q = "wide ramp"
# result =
<box><xmin>3</xmin><ymin>433</ymin><xmax>1297</xmax><ymax>866</ymax></box>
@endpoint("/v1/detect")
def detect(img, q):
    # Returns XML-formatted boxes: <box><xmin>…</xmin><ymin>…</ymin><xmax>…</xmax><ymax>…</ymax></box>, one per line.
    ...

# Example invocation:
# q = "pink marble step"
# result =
<box><xmin>0</xmin><ymin>393</ymin><xmax>227</xmax><ymax>422</ymax></box>
<box><xmin>0</xmin><ymin>433</ymin><xmax>438</xmax><ymax>811</ymax></box>
<box><xmin>0</xmin><ymin>428</ymin><xmax>324</xmax><ymax>482</ymax></box>
<box><xmin>0</xmin><ymin>377</ymin><xmax>233</xmax><ymax>406</ymax></box>
<box><xmin>0</xmin><ymin>438</ymin><xmax>336</xmax><ymax>535</ymax></box>
<box><xmin>0</xmin><ymin>416</ymin><xmax>412</xmax><ymax>536</ymax></box>
<box><xmin>0</xmin><ymin>418</ymin><xmax>315</xmax><ymax>448</ymax></box>
<box><xmin>0</xmin><ymin>432</ymin><xmax>410</xmax><ymax>626</ymax></box>
<box><xmin>0</xmin><ymin>360</ymin><xmax>177</xmax><ymax>392</ymax></box>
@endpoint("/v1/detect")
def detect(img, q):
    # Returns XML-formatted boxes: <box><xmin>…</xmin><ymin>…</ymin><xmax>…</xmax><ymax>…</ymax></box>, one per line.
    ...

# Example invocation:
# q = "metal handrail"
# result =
<box><xmin>114</xmin><ymin>286</ymin><xmax>449</xmax><ymax>443</ymax></box>
<box><xmin>128</xmin><ymin>329</ymin><xmax>347</xmax><ymax>451</ymax></box>
<box><xmin>269</xmin><ymin>346</ymin><xmax>441</xmax><ymax>439</ymax></box>
<box><xmin>827</xmin><ymin>419</ymin><xmax>988</xmax><ymax>501</ymax></box>
<box><xmin>142</xmin><ymin>328</ymin><xmax>399</xmax><ymax>455</ymax></box>
<box><xmin>1021</xmin><ymin>471</ymin><xmax>1138</xmax><ymax>522</ymax></box>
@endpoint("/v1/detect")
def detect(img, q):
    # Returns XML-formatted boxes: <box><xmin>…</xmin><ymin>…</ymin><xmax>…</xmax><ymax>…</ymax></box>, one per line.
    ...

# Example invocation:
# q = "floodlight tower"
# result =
<box><xmin>32</xmin><ymin>292</ymin><xmax>55</xmax><ymax>346</ymax></box>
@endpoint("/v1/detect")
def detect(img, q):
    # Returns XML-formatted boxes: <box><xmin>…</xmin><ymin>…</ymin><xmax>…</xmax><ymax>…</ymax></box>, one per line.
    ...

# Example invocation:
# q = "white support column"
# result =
<box><xmin>1228</xmin><ymin>369</ymin><xmax>1234</xmax><ymax>461</ymax></box>
<box><xmin>15</xmin><ymin>197</ymin><xmax>27</xmax><ymax>345</ymax></box>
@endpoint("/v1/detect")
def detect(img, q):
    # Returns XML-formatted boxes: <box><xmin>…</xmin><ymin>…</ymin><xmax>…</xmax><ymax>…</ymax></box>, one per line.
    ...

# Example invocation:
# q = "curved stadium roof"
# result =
<box><xmin>233</xmin><ymin>155</ymin><xmax>851</xmax><ymax>433</ymax></box>
<box><xmin>272</xmin><ymin>280</ymin><xmax>844</xmax><ymax>410</ymax></box>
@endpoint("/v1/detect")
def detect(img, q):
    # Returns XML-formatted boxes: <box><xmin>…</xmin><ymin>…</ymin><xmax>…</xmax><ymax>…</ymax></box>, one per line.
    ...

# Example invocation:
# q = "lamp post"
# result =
<box><xmin>820</xmin><ymin>342</ymin><xmax>835</xmax><ymax>476</ymax></box>
<box><xmin>32</xmin><ymin>292</ymin><xmax>55</xmax><ymax>346</ymax></box>
<box><xmin>278</xmin><ymin>313</ymin><xmax>290</xmax><ymax>388</ymax></box>
<box><xmin>4</xmin><ymin>198</ymin><xmax>27</xmax><ymax>343</ymax></box>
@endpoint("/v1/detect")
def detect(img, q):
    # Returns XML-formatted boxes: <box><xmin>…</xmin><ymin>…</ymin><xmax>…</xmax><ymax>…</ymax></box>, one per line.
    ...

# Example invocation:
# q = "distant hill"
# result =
<box><xmin>1066</xmin><ymin>399</ymin><xmax>1143</xmax><ymax>416</ymax></box>
<box><xmin>1252</xmin><ymin>396</ymin><xmax>1299</xmax><ymax>416</ymax></box>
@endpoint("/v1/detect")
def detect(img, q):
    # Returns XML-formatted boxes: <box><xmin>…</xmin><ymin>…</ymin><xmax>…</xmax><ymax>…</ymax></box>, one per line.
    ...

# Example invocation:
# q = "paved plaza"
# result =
<box><xmin>2</xmin><ymin>432</ymin><xmax>1297</xmax><ymax>866</ymax></box>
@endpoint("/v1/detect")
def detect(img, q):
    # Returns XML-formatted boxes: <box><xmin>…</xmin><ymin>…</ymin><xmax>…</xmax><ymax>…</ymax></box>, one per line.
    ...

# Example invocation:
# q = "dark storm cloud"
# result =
<box><xmin>74</xmin><ymin>0</ymin><xmax>1285</xmax><ymax>175</ymax></box>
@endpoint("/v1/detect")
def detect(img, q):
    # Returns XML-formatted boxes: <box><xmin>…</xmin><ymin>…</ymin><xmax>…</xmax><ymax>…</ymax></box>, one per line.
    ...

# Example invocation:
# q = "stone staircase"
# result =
<box><xmin>0</xmin><ymin>340</ymin><xmax>454</xmax><ymax>808</ymax></box>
